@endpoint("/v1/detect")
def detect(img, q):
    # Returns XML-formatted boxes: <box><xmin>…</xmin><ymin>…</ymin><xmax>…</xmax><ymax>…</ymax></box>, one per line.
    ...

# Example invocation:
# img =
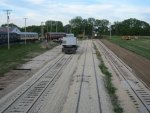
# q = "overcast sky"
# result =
<box><xmin>0</xmin><ymin>0</ymin><xmax>150</xmax><ymax>27</ymax></box>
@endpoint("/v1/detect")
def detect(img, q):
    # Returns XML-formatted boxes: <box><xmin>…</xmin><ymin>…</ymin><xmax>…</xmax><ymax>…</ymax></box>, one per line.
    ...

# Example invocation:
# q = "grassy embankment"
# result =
<box><xmin>0</xmin><ymin>42</ymin><xmax>58</xmax><ymax>76</ymax></box>
<box><xmin>93</xmin><ymin>43</ymin><xmax>123</xmax><ymax>113</ymax></box>
<box><xmin>106</xmin><ymin>36</ymin><xmax>150</xmax><ymax>59</ymax></box>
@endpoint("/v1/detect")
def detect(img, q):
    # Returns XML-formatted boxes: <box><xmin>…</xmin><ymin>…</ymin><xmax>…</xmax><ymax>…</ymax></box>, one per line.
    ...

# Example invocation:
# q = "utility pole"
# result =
<box><xmin>47</xmin><ymin>24</ymin><xmax>48</xmax><ymax>32</ymax></box>
<box><xmin>41</xmin><ymin>22</ymin><xmax>44</xmax><ymax>39</ymax></box>
<box><xmin>83</xmin><ymin>25</ymin><xmax>85</xmax><ymax>38</ymax></box>
<box><xmin>56</xmin><ymin>21</ymin><xmax>57</xmax><ymax>32</ymax></box>
<box><xmin>67</xmin><ymin>26</ymin><xmax>68</xmax><ymax>33</ymax></box>
<box><xmin>4</xmin><ymin>10</ymin><xmax>12</xmax><ymax>49</ymax></box>
<box><xmin>24</xmin><ymin>18</ymin><xmax>27</xmax><ymax>45</ymax></box>
<box><xmin>41</xmin><ymin>22</ymin><xmax>44</xmax><ymax>40</ymax></box>
<box><xmin>92</xmin><ymin>22</ymin><xmax>94</xmax><ymax>39</ymax></box>
<box><xmin>50</xmin><ymin>21</ymin><xmax>52</xmax><ymax>41</ymax></box>
<box><xmin>109</xmin><ymin>23</ymin><xmax>112</xmax><ymax>39</ymax></box>
<box><xmin>70</xmin><ymin>24</ymin><xmax>72</xmax><ymax>33</ymax></box>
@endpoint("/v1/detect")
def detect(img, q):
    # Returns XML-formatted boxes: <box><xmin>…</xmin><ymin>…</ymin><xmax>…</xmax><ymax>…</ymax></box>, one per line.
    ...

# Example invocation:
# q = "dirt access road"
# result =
<box><xmin>0</xmin><ymin>40</ymin><xmax>113</xmax><ymax>113</ymax></box>
<box><xmin>101</xmin><ymin>39</ymin><xmax>150</xmax><ymax>87</ymax></box>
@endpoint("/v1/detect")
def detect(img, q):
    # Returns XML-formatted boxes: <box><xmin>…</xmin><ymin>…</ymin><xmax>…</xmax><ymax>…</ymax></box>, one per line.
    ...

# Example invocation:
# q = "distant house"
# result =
<box><xmin>0</xmin><ymin>27</ymin><xmax>38</xmax><ymax>44</ymax></box>
<box><xmin>0</xmin><ymin>27</ymin><xmax>20</xmax><ymax>44</ymax></box>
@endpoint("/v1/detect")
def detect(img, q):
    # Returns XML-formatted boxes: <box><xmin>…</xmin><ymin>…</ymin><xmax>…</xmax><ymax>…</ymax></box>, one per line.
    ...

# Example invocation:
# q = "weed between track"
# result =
<box><xmin>93</xmin><ymin>43</ymin><xmax>123</xmax><ymax>113</ymax></box>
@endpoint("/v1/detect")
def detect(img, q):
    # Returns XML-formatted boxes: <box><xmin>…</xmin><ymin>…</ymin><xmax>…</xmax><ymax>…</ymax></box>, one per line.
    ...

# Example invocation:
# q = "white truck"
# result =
<box><xmin>62</xmin><ymin>34</ymin><xmax>77</xmax><ymax>54</ymax></box>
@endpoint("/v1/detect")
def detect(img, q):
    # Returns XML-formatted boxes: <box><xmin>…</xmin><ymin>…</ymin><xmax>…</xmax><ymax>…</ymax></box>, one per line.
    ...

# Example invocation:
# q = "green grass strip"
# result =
<box><xmin>104</xmin><ymin>36</ymin><xmax>150</xmax><ymax>60</ymax></box>
<box><xmin>93</xmin><ymin>43</ymin><xmax>123</xmax><ymax>113</ymax></box>
<box><xmin>0</xmin><ymin>41</ymin><xmax>58</xmax><ymax>76</ymax></box>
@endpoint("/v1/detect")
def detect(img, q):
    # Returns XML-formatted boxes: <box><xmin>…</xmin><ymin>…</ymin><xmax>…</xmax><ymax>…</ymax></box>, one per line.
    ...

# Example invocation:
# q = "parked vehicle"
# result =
<box><xmin>62</xmin><ymin>34</ymin><xmax>78</xmax><ymax>54</ymax></box>
<box><xmin>45</xmin><ymin>32</ymin><xmax>66</xmax><ymax>41</ymax></box>
<box><xmin>19</xmin><ymin>32</ymin><xmax>38</xmax><ymax>41</ymax></box>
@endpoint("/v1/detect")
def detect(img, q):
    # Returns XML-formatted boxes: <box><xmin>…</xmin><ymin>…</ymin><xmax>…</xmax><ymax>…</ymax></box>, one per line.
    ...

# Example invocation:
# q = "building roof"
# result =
<box><xmin>0</xmin><ymin>27</ymin><xmax>21</xmax><ymax>34</ymax></box>
<box><xmin>0</xmin><ymin>27</ymin><xmax>38</xmax><ymax>35</ymax></box>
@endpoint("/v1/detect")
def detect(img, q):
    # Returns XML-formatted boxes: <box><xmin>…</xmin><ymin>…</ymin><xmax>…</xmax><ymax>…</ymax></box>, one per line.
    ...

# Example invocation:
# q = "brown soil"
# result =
<box><xmin>101</xmin><ymin>39</ymin><xmax>150</xmax><ymax>87</ymax></box>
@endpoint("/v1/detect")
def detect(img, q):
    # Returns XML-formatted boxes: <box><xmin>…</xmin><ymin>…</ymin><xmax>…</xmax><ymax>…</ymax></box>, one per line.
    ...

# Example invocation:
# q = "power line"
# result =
<box><xmin>3</xmin><ymin>9</ymin><xmax>12</xmax><ymax>49</ymax></box>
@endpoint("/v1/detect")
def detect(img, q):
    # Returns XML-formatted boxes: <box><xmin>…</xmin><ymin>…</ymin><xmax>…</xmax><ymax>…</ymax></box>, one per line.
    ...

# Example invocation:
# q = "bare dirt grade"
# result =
<box><xmin>101</xmin><ymin>39</ymin><xmax>150</xmax><ymax>87</ymax></box>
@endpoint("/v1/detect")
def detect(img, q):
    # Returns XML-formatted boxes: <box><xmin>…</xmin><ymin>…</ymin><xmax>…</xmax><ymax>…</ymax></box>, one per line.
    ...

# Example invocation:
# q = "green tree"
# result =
<box><xmin>69</xmin><ymin>16</ymin><xmax>83</xmax><ymax>36</ymax></box>
<box><xmin>112</xmin><ymin>18</ymin><xmax>150</xmax><ymax>36</ymax></box>
<box><xmin>64</xmin><ymin>24</ymin><xmax>71</xmax><ymax>33</ymax></box>
<box><xmin>87</xmin><ymin>17</ymin><xmax>95</xmax><ymax>35</ymax></box>
<box><xmin>1</xmin><ymin>23</ymin><xmax>20</xmax><ymax>29</ymax></box>
<box><xmin>95</xmin><ymin>19</ymin><xmax>110</xmax><ymax>35</ymax></box>
<box><xmin>21</xmin><ymin>25</ymin><xmax>41</xmax><ymax>34</ymax></box>
<box><xmin>45</xmin><ymin>20</ymin><xmax>64</xmax><ymax>32</ymax></box>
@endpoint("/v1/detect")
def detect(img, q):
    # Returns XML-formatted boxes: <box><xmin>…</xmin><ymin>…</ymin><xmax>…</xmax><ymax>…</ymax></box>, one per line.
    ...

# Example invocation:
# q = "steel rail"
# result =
<box><xmin>1</xmin><ymin>54</ymin><xmax>72</xmax><ymax>113</ymax></box>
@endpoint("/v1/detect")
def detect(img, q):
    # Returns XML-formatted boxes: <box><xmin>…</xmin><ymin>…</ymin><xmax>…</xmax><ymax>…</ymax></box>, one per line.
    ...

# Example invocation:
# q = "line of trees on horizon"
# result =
<box><xmin>1</xmin><ymin>16</ymin><xmax>150</xmax><ymax>37</ymax></box>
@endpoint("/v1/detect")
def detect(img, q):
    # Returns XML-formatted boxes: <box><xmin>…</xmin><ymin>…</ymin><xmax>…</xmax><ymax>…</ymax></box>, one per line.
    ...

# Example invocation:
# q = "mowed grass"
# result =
<box><xmin>0</xmin><ymin>42</ymin><xmax>58</xmax><ymax>76</ymax></box>
<box><xmin>107</xmin><ymin>36</ymin><xmax>150</xmax><ymax>59</ymax></box>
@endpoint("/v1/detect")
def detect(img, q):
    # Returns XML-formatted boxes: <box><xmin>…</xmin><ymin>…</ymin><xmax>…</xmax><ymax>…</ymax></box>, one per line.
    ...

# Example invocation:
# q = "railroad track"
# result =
<box><xmin>96</xmin><ymin>40</ymin><xmax>150</xmax><ymax>113</ymax></box>
<box><xmin>91</xmin><ymin>42</ymin><xmax>102</xmax><ymax>113</ymax></box>
<box><xmin>76</xmin><ymin>41</ymin><xmax>102</xmax><ymax>113</ymax></box>
<box><xmin>0</xmin><ymin>54</ymin><xmax>72</xmax><ymax>113</ymax></box>
<box><xmin>75</xmin><ymin>41</ymin><xmax>87</xmax><ymax>113</ymax></box>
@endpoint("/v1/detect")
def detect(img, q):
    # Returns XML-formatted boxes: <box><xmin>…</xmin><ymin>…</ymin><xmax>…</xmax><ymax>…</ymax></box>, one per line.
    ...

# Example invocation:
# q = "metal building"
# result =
<box><xmin>0</xmin><ymin>27</ymin><xmax>39</xmax><ymax>44</ymax></box>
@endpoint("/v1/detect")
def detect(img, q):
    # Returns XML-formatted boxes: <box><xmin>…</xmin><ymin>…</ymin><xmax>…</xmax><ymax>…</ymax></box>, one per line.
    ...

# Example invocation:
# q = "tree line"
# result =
<box><xmin>1</xmin><ymin>16</ymin><xmax>150</xmax><ymax>37</ymax></box>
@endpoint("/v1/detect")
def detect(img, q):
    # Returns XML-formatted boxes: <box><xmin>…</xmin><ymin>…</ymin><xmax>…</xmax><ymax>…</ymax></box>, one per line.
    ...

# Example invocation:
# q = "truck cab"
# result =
<box><xmin>62</xmin><ymin>34</ymin><xmax>77</xmax><ymax>54</ymax></box>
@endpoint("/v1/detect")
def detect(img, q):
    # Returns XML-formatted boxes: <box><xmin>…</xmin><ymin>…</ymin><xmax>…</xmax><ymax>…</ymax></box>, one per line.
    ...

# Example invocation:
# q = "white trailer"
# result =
<box><xmin>62</xmin><ymin>34</ymin><xmax>77</xmax><ymax>54</ymax></box>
